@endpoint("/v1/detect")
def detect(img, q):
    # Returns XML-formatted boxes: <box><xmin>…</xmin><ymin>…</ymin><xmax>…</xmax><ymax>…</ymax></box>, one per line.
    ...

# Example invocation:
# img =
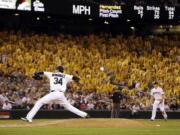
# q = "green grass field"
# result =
<box><xmin>0</xmin><ymin>119</ymin><xmax>179</xmax><ymax>135</ymax></box>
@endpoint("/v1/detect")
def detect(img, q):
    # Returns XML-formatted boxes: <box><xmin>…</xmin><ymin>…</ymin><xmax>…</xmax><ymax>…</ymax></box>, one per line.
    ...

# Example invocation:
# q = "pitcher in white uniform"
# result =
<box><xmin>21</xmin><ymin>66</ymin><xmax>89</xmax><ymax>122</ymax></box>
<box><xmin>150</xmin><ymin>82</ymin><xmax>167</xmax><ymax>121</ymax></box>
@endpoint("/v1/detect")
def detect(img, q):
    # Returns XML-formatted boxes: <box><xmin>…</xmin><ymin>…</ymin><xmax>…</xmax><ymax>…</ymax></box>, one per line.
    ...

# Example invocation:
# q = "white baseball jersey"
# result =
<box><xmin>44</xmin><ymin>72</ymin><xmax>73</xmax><ymax>92</ymax></box>
<box><xmin>151</xmin><ymin>87</ymin><xmax>164</xmax><ymax>100</ymax></box>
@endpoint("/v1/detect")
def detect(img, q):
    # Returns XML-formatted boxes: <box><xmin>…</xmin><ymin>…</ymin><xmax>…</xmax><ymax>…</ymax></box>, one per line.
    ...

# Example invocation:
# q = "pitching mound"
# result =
<box><xmin>0</xmin><ymin>119</ymin><xmax>150</xmax><ymax>128</ymax></box>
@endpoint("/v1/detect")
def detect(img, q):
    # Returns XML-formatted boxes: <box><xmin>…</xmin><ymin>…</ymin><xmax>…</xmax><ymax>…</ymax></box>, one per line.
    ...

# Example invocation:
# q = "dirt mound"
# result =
<box><xmin>0</xmin><ymin>119</ymin><xmax>150</xmax><ymax>128</ymax></box>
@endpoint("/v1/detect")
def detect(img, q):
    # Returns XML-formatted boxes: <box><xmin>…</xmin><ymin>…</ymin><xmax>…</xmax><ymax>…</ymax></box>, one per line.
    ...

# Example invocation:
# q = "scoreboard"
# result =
<box><xmin>0</xmin><ymin>0</ymin><xmax>179</xmax><ymax>21</ymax></box>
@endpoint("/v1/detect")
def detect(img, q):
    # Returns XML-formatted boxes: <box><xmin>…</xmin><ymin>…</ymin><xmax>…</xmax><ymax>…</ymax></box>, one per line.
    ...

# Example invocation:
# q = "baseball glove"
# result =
<box><xmin>32</xmin><ymin>73</ymin><xmax>43</xmax><ymax>80</ymax></box>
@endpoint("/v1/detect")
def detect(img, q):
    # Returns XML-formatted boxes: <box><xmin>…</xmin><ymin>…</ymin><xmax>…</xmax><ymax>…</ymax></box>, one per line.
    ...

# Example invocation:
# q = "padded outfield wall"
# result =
<box><xmin>0</xmin><ymin>110</ymin><xmax>180</xmax><ymax>119</ymax></box>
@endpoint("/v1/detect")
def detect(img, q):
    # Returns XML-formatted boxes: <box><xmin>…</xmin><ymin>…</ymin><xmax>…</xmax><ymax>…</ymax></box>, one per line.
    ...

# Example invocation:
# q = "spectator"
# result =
<box><xmin>2</xmin><ymin>100</ymin><xmax>12</xmax><ymax>110</ymax></box>
<box><xmin>87</xmin><ymin>101</ymin><xmax>95</xmax><ymax>110</ymax></box>
<box><xmin>0</xmin><ymin>31</ymin><xmax>179</xmax><ymax>111</ymax></box>
<box><xmin>130</xmin><ymin>103</ymin><xmax>140</xmax><ymax>116</ymax></box>
<box><xmin>170</xmin><ymin>100</ymin><xmax>179</xmax><ymax>111</ymax></box>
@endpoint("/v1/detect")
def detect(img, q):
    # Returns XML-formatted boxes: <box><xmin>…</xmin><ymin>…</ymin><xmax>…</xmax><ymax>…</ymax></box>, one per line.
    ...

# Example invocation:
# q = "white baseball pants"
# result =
<box><xmin>151</xmin><ymin>100</ymin><xmax>167</xmax><ymax>120</ymax></box>
<box><xmin>26</xmin><ymin>91</ymin><xmax>87</xmax><ymax>121</ymax></box>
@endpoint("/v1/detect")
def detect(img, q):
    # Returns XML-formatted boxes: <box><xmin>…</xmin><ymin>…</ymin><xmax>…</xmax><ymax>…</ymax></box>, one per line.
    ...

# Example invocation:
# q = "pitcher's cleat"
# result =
<box><xmin>85</xmin><ymin>114</ymin><xmax>91</xmax><ymax>119</ymax></box>
<box><xmin>150</xmin><ymin>119</ymin><xmax>155</xmax><ymax>121</ymax></box>
<box><xmin>21</xmin><ymin>117</ymin><xmax>32</xmax><ymax>123</ymax></box>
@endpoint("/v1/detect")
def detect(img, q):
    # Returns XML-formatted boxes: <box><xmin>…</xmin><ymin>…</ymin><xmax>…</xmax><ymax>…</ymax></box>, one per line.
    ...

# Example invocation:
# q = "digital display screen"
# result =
<box><xmin>17</xmin><ymin>0</ymin><xmax>31</xmax><ymax>11</ymax></box>
<box><xmin>0</xmin><ymin>0</ymin><xmax>16</xmax><ymax>9</ymax></box>
<box><xmin>0</xmin><ymin>0</ymin><xmax>45</xmax><ymax>11</ymax></box>
<box><xmin>32</xmin><ymin>0</ymin><xmax>44</xmax><ymax>12</ymax></box>
<box><xmin>0</xmin><ymin>0</ymin><xmax>179</xmax><ymax>21</ymax></box>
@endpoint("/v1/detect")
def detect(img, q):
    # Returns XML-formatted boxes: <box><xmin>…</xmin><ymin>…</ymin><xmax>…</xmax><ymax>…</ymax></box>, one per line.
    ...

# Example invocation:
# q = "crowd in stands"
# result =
<box><xmin>0</xmin><ymin>31</ymin><xmax>179</xmax><ymax>111</ymax></box>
